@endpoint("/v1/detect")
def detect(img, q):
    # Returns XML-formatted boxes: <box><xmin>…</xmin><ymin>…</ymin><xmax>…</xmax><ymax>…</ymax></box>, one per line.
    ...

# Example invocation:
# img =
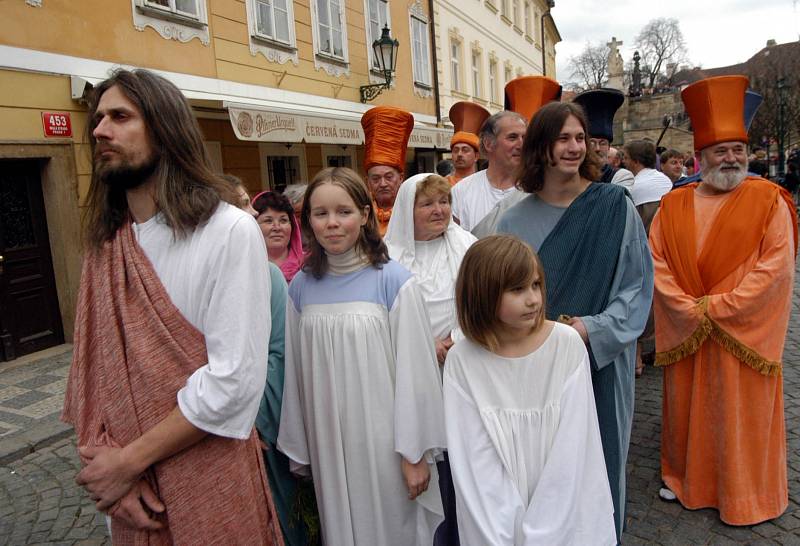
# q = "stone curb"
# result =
<box><xmin>0</xmin><ymin>415</ymin><xmax>74</xmax><ymax>466</ymax></box>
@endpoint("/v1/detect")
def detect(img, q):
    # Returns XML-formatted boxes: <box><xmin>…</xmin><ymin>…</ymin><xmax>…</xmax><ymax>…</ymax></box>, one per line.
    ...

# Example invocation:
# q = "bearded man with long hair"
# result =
<box><xmin>63</xmin><ymin>68</ymin><xmax>283</xmax><ymax>544</ymax></box>
<box><xmin>650</xmin><ymin>75</ymin><xmax>798</xmax><ymax>526</ymax></box>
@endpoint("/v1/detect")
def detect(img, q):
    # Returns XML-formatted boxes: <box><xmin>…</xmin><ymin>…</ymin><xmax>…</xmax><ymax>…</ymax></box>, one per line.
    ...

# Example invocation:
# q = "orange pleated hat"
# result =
<box><xmin>449</xmin><ymin>102</ymin><xmax>491</xmax><ymax>151</ymax></box>
<box><xmin>504</xmin><ymin>76</ymin><xmax>562</xmax><ymax>121</ymax></box>
<box><xmin>361</xmin><ymin>106</ymin><xmax>415</xmax><ymax>172</ymax></box>
<box><xmin>681</xmin><ymin>75</ymin><xmax>749</xmax><ymax>151</ymax></box>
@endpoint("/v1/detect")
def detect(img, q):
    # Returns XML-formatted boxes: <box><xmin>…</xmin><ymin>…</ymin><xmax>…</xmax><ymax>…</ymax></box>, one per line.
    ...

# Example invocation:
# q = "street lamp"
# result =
<box><xmin>360</xmin><ymin>25</ymin><xmax>400</xmax><ymax>103</ymax></box>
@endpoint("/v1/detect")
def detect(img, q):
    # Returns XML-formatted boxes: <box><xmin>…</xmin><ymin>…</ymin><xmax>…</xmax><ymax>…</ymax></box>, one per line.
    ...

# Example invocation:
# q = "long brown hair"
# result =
<box><xmin>517</xmin><ymin>102</ymin><xmax>601</xmax><ymax>193</ymax></box>
<box><xmin>83</xmin><ymin>69</ymin><xmax>237</xmax><ymax>249</ymax></box>
<box><xmin>455</xmin><ymin>235</ymin><xmax>546</xmax><ymax>352</ymax></box>
<box><xmin>301</xmin><ymin>167</ymin><xmax>389</xmax><ymax>279</ymax></box>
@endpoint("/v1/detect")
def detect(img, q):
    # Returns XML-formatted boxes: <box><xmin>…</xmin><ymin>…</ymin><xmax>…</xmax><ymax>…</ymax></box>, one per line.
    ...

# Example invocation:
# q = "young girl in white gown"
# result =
<box><xmin>277</xmin><ymin>167</ymin><xmax>446</xmax><ymax>546</ymax></box>
<box><xmin>444</xmin><ymin>235</ymin><xmax>616</xmax><ymax>545</ymax></box>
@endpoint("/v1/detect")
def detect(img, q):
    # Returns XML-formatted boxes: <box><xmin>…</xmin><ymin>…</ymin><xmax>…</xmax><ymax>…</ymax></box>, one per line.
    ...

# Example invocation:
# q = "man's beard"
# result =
<box><xmin>95</xmin><ymin>153</ymin><xmax>159</xmax><ymax>191</ymax></box>
<box><xmin>703</xmin><ymin>160</ymin><xmax>748</xmax><ymax>192</ymax></box>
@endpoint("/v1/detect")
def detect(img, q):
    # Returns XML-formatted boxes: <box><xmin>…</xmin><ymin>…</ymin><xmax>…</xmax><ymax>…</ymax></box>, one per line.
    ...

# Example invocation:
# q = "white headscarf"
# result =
<box><xmin>385</xmin><ymin>173</ymin><xmax>477</xmax><ymax>338</ymax></box>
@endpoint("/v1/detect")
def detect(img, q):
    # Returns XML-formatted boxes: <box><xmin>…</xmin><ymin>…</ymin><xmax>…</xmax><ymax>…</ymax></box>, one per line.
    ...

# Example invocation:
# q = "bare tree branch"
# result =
<box><xmin>567</xmin><ymin>41</ymin><xmax>610</xmax><ymax>91</ymax></box>
<box><xmin>634</xmin><ymin>18</ymin><xmax>689</xmax><ymax>90</ymax></box>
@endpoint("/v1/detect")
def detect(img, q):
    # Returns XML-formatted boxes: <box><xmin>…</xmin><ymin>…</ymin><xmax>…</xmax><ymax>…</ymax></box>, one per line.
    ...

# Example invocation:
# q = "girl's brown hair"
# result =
<box><xmin>455</xmin><ymin>235</ymin><xmax>547</xmax><ymax>351</ymax></box>
<box><xmin>517</xmin><ymin>101</ymin><xmax>601</xmax><ymax>193</ymax></box>
<box><xmin>301</xmin><ymin>167</ymin><xmax>389</xmax><ymax>278</ymax></box>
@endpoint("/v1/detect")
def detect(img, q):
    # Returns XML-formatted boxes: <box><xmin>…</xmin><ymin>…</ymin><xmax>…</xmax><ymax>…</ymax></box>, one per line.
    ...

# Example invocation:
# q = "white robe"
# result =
<box><xmin>450</xmin><ymin>169</ymin><xmax>523</xmax><ymax>231</ymax></box>
<box><xmin>132</xmin><ymin>202</ymin><xmax>270</xmax><ymax>439</ymax></box>
<box><xmin>278</xmin><ymin>260</ymin><xmax>445</xmax><ymax>546</ymax></box>
<box><xmin>443</xmin><ymin>323</ymin><xmax>616</xmax><ymax>546</ymax></box>
<box><xmin>630</xmin><ymin>167</ymin><xmax>672</xmax><ymax>206</ymax></box>
<box><xmin>385</xmin><ymin>173</ymin><xmax>477</xmax><ymax>339</ymax></box>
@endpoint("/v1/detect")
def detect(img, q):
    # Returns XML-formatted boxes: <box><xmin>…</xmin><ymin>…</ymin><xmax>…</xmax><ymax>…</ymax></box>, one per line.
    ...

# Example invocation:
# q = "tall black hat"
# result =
<box><xmin>572</xmin><ymin>88</ymin><xmax>625</xmax><ymax>142</ymax></box>
<box><xmin>744</xmin><ymin>89</ymin><xmax>763</xmax><ymax>131</ymax></box>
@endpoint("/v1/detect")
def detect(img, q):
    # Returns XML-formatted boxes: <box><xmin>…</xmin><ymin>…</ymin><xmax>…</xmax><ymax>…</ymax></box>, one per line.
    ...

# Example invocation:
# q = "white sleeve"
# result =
<box><xmin>450</xmin><ymin>181</ymin><xmax>465</xmax><ymax>224</ymax></box>
<box><xmin>444</xmin><ymin>372</ymin><xmax>521</xmax><ymax>546</ymax></box>
<box><xmin>390</xmin><ymin>279</ymin><xmax>446</xmax><ymax>464</ymax></box>
<box><xmin>276</xmin><ymin>296</ymin><xmax>311</xmax><ymax>472</ymax></box>
<box><xmin>611</xmin><ymin>168</ymin><xmax>634</xmax><ymax>188</ymax></box>
<box><xmin>522</xmin><ymin>355</ymin><xmax>617</xmax><ymax>546</ymax></box>
<box><xmin>177</xmin><ymin>215</ymin><xmax>271</xmax><ymax>439</ymax></box>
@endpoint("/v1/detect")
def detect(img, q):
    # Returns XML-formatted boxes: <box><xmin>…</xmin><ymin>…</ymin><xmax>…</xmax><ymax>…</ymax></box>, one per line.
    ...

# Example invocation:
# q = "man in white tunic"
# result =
<box><xmin>63</xmin><ymin>69</ymin><xmax>281</xmax><ymax>543</ymax></box>
<box><xmin>450</xmin><ymin>110</ymin><xmax>527</xmax><ymax>232</ymax></box>
<box><xmin>626</xmin><ymin>140</ymin><xmax>673</xmax><ymax>213</ymax></box>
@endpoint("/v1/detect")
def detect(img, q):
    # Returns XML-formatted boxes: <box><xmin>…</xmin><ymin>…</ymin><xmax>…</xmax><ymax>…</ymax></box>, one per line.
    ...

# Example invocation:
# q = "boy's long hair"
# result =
<box><xmin>83</xmin><ymin>68</ymin><xmax>237</xmax><ymax>249</ymax></box>
<box><xmin>517</xmin><ymin>102</ymin><xmax>601</xmax><ymax>193</ymax></box>
<box><xmin>301</xmin><ymin>167</ymin><xmax>389</xmax><ymax>279</ymax></box>
<box><xmin>456</xmin><ymin>235</ymin><xmax>546</xmax><ymax>352</ymax></box>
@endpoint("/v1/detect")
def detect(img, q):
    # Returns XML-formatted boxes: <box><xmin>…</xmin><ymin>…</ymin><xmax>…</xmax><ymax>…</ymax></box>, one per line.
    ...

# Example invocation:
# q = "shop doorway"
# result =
<box><xmin>0</xmin><ymin>159</ymin><xmax>64</xmax><ymax>361</ymax></box>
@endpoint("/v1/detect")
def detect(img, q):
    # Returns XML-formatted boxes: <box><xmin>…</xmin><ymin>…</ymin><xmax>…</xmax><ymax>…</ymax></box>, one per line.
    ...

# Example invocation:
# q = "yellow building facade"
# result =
<box><xmin>0</xmin><ymin>0</ymin><xmax>449</xmax><ymax>360</ymax></box>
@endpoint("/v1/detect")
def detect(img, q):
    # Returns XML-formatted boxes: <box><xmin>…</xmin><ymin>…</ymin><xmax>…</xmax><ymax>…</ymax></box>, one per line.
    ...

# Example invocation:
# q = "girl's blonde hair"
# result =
<box><xmin>455</xmin><ymin>235</ymin><xmax>546</xmax><ymax>351</ymax></box>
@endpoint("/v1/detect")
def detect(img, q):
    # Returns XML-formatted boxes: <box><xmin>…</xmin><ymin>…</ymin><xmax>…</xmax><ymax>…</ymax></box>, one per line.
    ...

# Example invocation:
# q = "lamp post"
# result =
<box><xmin>360</xmin><ymin>25</ymin><xmax>400</xmax><ymax>103</ymax></box>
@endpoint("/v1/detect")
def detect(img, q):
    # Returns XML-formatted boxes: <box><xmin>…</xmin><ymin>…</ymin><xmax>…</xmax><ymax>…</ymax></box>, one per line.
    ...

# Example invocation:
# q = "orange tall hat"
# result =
<box><xmin>361</xmin><ymin>106</ymin><xmax>414</xmax><ymax>172</ymax></box>
<box><xmin>504</xmin><ymin>76</ymin><xmax>562</xmax><ymax>121</ymax></box>
<box><xmin>681</xmin><ymin>75</ymin><xmax>749</xmax><ymax>151</ymax></box>
<box><xmin>449</xmin><ymin>102</ymin><xmax>490</xmax><ymax>151</ymax></box>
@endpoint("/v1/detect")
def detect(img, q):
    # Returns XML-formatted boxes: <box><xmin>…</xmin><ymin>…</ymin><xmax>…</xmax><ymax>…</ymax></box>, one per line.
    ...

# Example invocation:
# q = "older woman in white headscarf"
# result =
<box><xmin>385</xmin><ymin>173</ymin><xmax>477</xmax><ymax>365</ymax></box>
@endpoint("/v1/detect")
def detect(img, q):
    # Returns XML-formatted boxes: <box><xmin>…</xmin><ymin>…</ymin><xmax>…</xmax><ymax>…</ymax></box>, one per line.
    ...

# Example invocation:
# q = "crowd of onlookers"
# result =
<box><xmin>628</xmin><ymin>144</ymin><xmax>800</xmax><ymax>200</ymax></box>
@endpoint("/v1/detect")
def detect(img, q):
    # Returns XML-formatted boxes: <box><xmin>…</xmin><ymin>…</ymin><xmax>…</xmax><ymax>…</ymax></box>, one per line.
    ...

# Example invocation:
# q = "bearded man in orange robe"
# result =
<box><xmin>650</xmin><ymin>75</ymin><xmax>798</xmax><ymax>525</ymax></box>
<box><xmin>361</xmin><ymin>106</ymin><xmax>414</xmax><ymax>235</ymax></box>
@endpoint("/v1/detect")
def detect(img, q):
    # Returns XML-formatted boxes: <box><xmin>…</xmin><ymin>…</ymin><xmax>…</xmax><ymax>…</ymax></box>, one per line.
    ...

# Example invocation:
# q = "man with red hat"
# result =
<box><xmin>650</xmin><ymin>75</ymin><xmax>798</xmax><ymax>525</ymax></box>
<box><xmin>361</xmin><ymin>106</ymin><xmax>415</xmax><ymax>235</ymax></box>
<box><xmin>447</xmin><ymin>102</ymin><xmax>490</xmax><ymax>186</ymax></box>
<box><xmin>461</xmin><ymin>76</ymin><xmax>561</xmax><ymax>237</ymax></box>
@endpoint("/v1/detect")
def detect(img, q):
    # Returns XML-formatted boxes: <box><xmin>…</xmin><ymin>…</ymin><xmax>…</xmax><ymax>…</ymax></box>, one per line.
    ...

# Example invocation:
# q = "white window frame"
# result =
<box><xmin>311</xmin><ymin>0</ymin><xmax>350</xmax><ymax>76</ymax></box>
<box><xmin>246</xmin><ymin>0</ymin><xmax>299</xmax><ymax>65</ymax></box>
<box><xmin>249</xmin><ymin>0</ymin><xmax>296</xmax><ymax>48</ymax></box>
<box><xmin>132</xmin><ymin>0</ymin><xmax>209</xmax><ymax>44</ymax></box>
<box><xmin>143</xmin><ymin>0</ymin><xmax>202</xmax><ymax>20</ymax></box>
<box><xmin>364</xmin><ymin>0</ymin><xmax>391</xmax><ymax>73</ymax></box>
<box><xmin>409</xmin><ymin>6</ymin><xmax>432</xmax><ymax>91</ymax></box>
<box><xmin>512</xmin><ymin>0</ymin><xmax>521</xmax><ymax>30</ymax></box>
<box><xmin>450</xmin><ymin>39</ymin><xmax>462</xmax><ymax>92</ymax></box>
<box><xmin>488</xmin><ymin>57</ymin><xmax>498</xmax><ymax>104</ymax></box>
<box><xmin>524</xmin><ymin>0</ymin><xmax>532</xmax><ymax>38</ymax></box>
<box><xmin>504</xmin><ymin>62</ymin><xmax>513</xmax><ymax>84</ymax></box>
<box><xmin>500</xmin><ymin>0</ymin><xmax>510</xmax><ymax>21</ymax></box>
<box><xmin>471</xmin><ymin>49</ymin><xmax>482</xmax><ymax>99</ymax></box>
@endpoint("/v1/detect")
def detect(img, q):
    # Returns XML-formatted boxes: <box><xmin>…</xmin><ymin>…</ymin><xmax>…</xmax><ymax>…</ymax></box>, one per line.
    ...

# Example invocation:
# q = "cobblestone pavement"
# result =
<box><xmin>621</xmin><ymin>261</ymin><xmax>800</xmax><ymax>545</ymax></box>
<box><xmin>0</xmin><ymin>346</ymin><xmax>73</xmax><ymax>464</ymax></box>
<box><xmin>0</xmin><ymin>437</ymin><xmax>109</xmax><ymax>545</ymax></box>
<box><xmin>2</xmin><ymin>266</ymin><xmax>800</xmax><ymax>545</ymax></box>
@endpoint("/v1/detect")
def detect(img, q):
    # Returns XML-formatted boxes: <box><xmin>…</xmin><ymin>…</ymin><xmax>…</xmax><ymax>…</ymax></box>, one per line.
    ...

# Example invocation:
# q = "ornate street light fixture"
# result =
<box><xmin>360</xmin><ymin>25</ymin><xmax>400</xmax><ymax>103</ymax></box>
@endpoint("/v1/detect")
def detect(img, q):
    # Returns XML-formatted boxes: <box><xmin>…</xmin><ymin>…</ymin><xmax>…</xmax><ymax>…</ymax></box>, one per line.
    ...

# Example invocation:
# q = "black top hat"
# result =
<box><xmin>744</xmin><ymin>89</ymin><xmax>763</xmax><ymax>131</ymax></box>
<box><xmin>572</xmin><ymin>88</ymin><xmax>625</xmax><ymax>142</ymax></box>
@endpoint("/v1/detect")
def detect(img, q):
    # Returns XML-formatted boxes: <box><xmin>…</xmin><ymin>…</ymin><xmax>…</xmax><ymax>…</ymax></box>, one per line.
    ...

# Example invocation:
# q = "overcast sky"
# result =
<box><xmin>553</xmin><ymin>0</ymin><xmax>800</xmax><ymax>84</ymax></box>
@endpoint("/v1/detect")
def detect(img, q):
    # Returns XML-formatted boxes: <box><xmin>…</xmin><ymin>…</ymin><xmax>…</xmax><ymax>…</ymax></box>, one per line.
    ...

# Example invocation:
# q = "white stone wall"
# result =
<box><xmin>432</xmin><ymin>0</ymin><xmax>557</xmax><ymax>123</ymax></box>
